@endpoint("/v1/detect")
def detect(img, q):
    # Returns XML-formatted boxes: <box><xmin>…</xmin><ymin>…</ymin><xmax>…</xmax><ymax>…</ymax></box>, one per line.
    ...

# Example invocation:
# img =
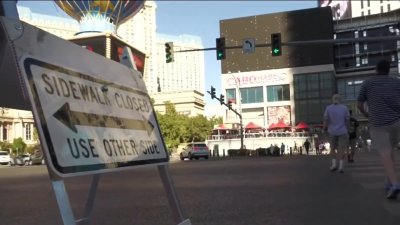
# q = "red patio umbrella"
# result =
<box><xmin>295</xmin><ymin>121</ymin><xmax>309</xmax><ymax>130</ymax></box>
<box><xmin>213</xmin><ymin>124</ymin><xmax>229</xmax><ymax>130</ymax></box>
<box><xmin>245</xmin><ymin>122</ymin><xmax>262</xmax><ymax>130</ymax></box>
<box><xmin>268</xmin><ymin>123</ymin><xmax>276</xmax><ymax>130</ymax></box>
<box><xmin>270</xmin><ymin>120</ymin><xmax>291</xmax><ymax>130</ymax></box>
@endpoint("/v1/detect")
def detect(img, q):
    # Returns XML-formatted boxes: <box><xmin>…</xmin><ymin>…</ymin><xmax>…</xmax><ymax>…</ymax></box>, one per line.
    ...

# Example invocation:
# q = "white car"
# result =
<box><xmin>10</xmin><ymin>154</ymin><xmax>31</xmax><ymax>166</ymax></box>
<box><xmin>0</xmin><ymin>151</ymin><xmax>11</xmax><ymax>165</ymax></box>
<box><xmin>180</xmin><ymin>142</ymin><xmax>210</xmax><ymax>160</ymax></box>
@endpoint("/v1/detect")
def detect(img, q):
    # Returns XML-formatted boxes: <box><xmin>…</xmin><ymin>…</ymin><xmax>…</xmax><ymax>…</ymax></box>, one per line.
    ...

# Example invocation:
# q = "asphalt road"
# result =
<box><xmin>1</xmin><ymin>153</ymin><xmax>399</xmax><ymax>225</ymax></box>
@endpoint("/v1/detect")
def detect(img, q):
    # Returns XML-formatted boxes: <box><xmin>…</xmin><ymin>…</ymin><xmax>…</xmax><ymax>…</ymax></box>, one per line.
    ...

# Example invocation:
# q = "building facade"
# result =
<box><xmin>220</xmin><ymin>7</ymin><xmax>335</xmax><ymax>128</ymax></box>
<box><xmin>0</xmin><ymin>108</ymin><xmax>36</xmax><ymax>146</ymax></box>
<box><xmin>319</xmin><ymin>0</ymin><xmax>400</xmax><ymax>20</ymax></box>
<box><xmin>351</xmin><ymin>0</ymin><xmax>400</xmax><ymax>17</ymax></box>
<box><xmin>12</xmin><ymin>3</ymin><xmax>205</xmax><ymax>124</ymax></box>
<box><xmin>152</xmin><ymin>90</ymin><xmax>205</xmax><ymax>116</ymax></box>
<box><xmin>219</xmin><ymin>5</ymin><xmax>400</xmax><ymax>130</ymax></box>
<box><xmin>334</xmin><ymin>9</ymin><xmax>400</xmax><ymax>123</ymax></box>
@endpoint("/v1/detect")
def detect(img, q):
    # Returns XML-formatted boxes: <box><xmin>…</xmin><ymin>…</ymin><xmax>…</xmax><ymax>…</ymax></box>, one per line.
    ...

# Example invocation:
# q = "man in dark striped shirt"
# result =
<box><xmin>357</xmin><ymin>59</ymin><xmax>400</xmax><ymax>200</ymax></box>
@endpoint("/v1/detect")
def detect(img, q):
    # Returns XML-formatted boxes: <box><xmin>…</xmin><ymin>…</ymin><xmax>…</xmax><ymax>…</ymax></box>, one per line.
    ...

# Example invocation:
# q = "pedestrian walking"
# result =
<box><xmin>323</xmin><ymin>94</ymin><xmax>350</xmax><ymax>173</ymax></box>
<box><xmin>280</xmin><ymin>143</ymin><xmax>285</xmax><ymax>156</ymax></box>
<box><xmin>303</xmin><ymin>139</ymin><xmax>311</xmax><ymax>155</ymax></box>
<box><xmin>315</xmin><ymin>139</ymin><xmax>320</xmax><ymax>155</ymax></box>
<box><xmin>347</xmin><ymin>110</ymin><xmax>359</xmax><ymax>163</ymax></box>
<box><xmin>357</xmin><ymin>59</ymin><xmax>400</xmax><ymax>200</ymax></box>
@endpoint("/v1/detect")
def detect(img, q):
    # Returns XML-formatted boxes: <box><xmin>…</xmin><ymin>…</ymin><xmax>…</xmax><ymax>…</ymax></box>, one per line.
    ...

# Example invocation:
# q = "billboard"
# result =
<box><xmin>267</xmin><ymin>106</ymin><xmax>291</xmax><ymax>125</ymax></box>
<box><xmin>319</xmin><ymin>0</ymin><xmax>352</xmax><ymax>20</ymax></box>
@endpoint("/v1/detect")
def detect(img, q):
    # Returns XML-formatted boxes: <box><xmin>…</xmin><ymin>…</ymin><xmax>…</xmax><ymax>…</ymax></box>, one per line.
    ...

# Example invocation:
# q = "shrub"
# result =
<box><xmin>227</xmin><ymin>149</ymin><xmax>239</xmax><ymax>156</ymax></box>
<box><xmin>256</xmin><ymin>148</ymin><xmax>268</xmax><ymax>156</ymax></box>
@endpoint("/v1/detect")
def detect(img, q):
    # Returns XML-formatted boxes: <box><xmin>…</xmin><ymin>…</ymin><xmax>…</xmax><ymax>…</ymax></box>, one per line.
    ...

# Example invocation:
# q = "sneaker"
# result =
<box><xmin>330</xmin><ymin>166</ymin><xmax>337</xmax><ymax>172</ymax></box>
<box><xmin>339</xmin><ymin>169</ymin><xmax>344</xmax><ymax>173</ymax></box>
<box><xmin>384</xmin><ymin>182</ymin><xmax>392</xmax><ymax>192</ymax></box>
<box><xmin>386</xmin><ymin>187</ymin><xmax>400</xmax><ymax>200</ymax></box>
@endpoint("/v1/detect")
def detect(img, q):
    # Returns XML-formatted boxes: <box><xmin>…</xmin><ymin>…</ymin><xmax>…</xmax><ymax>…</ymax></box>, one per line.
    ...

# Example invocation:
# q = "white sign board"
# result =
<box><xmin>242</xmin><ymin>38</ymin><xmax>255</xmax><ymax>54</ymax></box>
<box><xmin>7</xmin><ymin>19</ymin><xmax>168</xmax><ymax>177</ymax></box>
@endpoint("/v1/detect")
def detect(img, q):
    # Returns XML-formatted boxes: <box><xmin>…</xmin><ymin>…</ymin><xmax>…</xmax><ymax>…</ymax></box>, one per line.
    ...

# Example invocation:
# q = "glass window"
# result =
<box><xmin>240</xmin><ymin>87</ymin><xmax>263</xmax><ymax>104</ymax></box>
<box><xmin>226</xmin><ymin>89</ymin><xmax>236</xmax><ymax>103</ymax></box>
<box><xmin>337</xmin><ymin>77</ymin><xmax>366</xmax><ymax>101</ymax></box>
<box><xmin>25</xmin><ymin>123</ymin><xmax>32</xmax><ymax>141</ymax></box>
<box><xmin>293</xmin><ymin>71</ymin><xmax>335</xmax><ymax>123</ymax></box>
<box><xmin>267</xmin><ymin>85</ymin><xmax>290</xmax><ymax>102</ymax></box>
<box><xmin>307</xmin><ymin>74</ymin><xmax>319</xmax><ymax>98</ymax></box>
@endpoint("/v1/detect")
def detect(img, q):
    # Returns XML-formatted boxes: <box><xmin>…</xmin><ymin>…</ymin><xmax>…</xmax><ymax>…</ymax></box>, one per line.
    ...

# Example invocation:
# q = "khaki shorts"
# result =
<box><xmin>329</xmin><ymin>134</ymin><xmax>349</xmax><ymax>154</ymax></box>
<box><xmin>369</xmin><ymin>119</ymin><xmax>400</xmax><ymax>153</ymax></box>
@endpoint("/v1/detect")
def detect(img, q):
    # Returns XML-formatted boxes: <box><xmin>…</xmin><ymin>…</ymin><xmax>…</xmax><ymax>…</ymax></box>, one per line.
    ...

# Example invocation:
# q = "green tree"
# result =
<box><xmin>0</xmin><ymin>141</ymin><xmax>12</xmax><ymax>152</ymax></box>
<box><xmin>33</xmin><ymin>126</ymin><xmax>39</xmax><ymax>141</ymax></box>
<box><xmin>209</xmin><ymin>116</ymin><xmax>223</xmax><ymax>127</ymax></box>
<box><xmin>156</xmin><ymin>102</ymin><xmax>222</xmax><ymax>150</ymax></box>
<box><xmin>183</xmin><ymin>115</ymin><xmax>214</xmax><ymax>142</ymax></box>
<box><xmin>12</xmin><ymin>137</ymin><xmax>26</xmax><ymax>155</ymax></box>
<box><xmin>156</xmin><ymin>102</ymin><xmax>186</xmax><ymax>150</ymax></box>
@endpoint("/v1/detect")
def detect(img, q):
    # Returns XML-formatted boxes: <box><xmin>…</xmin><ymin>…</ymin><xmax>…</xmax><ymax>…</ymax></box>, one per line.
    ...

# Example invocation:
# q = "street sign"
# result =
<box><xmin>23</xmin><ymin>58</ymin><xmax>168</xmax><ymax>177</ymax></box>
<box><xmin>5</xmin><ymin>18</ymin><xmax>169</xmax><ymax>178</ymax></box>
<box><xmin>242</xmin><ymin>38</ymin><xmax>255</xmax><ymax>54</ymax></box>
<box><xmin>1</xmin><ymin>15</ymin><xmax>190</xmax><ymax>225</ymax></box>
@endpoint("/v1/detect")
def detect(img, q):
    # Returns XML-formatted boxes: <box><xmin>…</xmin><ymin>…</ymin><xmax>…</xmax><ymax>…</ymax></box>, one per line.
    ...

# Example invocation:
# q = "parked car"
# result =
<box><xmin>10</xmin><ymin>154</ymin><xmax>31</xmax><ymax>166</ymax></box>
<box><xmin>0</xmin><ymin>151</ymin><xmax>11</xmax><ymax>165</ymax></box>
<box><xmin>180</xmin><ymin>142</ymin><xmax>210</xmax><ymax>160</ymax></box>
<box><xmin>30</xmin><ymin>149</ymin><xmax>45</xmax><ymax>165</ymax></box>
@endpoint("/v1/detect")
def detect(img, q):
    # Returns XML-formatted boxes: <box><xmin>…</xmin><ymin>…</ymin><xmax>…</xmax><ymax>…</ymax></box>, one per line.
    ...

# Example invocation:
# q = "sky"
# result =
<box><xmin>16</xmin><ymin>0</ymin><xmax>317</xmax><ymax>104</ymax></box>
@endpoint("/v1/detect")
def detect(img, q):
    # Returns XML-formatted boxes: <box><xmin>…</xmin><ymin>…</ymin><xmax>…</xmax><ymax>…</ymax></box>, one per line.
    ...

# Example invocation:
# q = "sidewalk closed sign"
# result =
<box><xmin>22</xmin><ymin>57</ymin><xmax>168</xmax><ymax>177</ymax></box>
<box><xmin>12</xmin><ymin>22</ymin><xmax>169</xmax><ymax>177</ymax></box>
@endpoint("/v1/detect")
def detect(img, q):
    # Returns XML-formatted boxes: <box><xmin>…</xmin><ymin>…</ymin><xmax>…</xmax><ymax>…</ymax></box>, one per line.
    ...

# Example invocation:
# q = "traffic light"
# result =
<box><xmin>227</xmin><ymin>100</ymin><xmax>233</xmax><ymax>109</ymax></box>
<box><xmin>220</xmin><ymin>94</ymin><xmax>225</xmax><ymax>105</ymax></box>
<box><xmin>216</xmin><ymin>37</ymin><xmax>226</xmax><ymax>60</ymax></box>
<box><xmin>271</xmin><ymin>33</ymin><xmax>282</xmax><ymax>56</ymax></box>
<box><xmin>165</xmin><ymin>42</ymin><xmax>174</xmax><ymax>63</ymax></box>
<box><xmin>210</xmin><ymin>86</ymin><xmax>216</xmax><ymax>99</ymax></box>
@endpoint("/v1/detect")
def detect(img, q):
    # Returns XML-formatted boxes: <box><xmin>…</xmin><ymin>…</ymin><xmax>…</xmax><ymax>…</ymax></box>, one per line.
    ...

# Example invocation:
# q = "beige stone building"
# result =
<box><xmin>152</xmin><ymin>90</ymin><xmax>204</xmax><ymax>116</ymax></box>
<box><xmin>0</xmin><ymin>108</ymin><xmax>36</xmax><ymax>147</ymax></box>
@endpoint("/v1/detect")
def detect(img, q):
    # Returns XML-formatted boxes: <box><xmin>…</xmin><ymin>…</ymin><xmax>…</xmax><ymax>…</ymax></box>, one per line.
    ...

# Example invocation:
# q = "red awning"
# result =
<box><xmin>295</xmin><ymin>121</ymin><xmax>309</xmax><ymax>130</ymax></box>
<box><xmin>213</xmin><ymin>124</ymin><xmax>229</xmax><ymax>130</ymax></box>
<box><xmin>245</xmin><ymin>122</ymin><xmax>262</xmax><ymax>130</ymax></box>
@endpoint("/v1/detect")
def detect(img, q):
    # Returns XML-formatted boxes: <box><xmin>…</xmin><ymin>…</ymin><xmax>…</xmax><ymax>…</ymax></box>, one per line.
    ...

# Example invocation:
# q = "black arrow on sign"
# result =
<box><xmin>53</xmin><ymin>102</ymin><xmax>154</xmax><ymax>135</ymax></box>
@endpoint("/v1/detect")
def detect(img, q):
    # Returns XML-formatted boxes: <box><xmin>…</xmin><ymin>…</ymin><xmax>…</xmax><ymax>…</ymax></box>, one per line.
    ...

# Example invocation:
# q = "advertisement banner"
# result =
<box><xmin>319</xmin><ymin>0</ymin><xmax>352</xmax><ymax>20</ymax></box>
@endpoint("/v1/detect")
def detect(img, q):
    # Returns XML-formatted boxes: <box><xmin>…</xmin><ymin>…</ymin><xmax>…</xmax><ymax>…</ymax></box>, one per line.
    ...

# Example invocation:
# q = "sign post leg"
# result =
<box><xmin>0</xmin><ymin>0</ymin><xmax>19</xmax><ymax>20</ymax></box>
<box><xmin>52</xmin><ymin>180</ymin><xmax>76</xmax><ymax>225</ymax></box>
<box><xmin>77</xmin><ymin>174</ymin><xmax>101</xmax><ymax>225</ymax></box>
<box><xmin>157</xmin><ymin>164</ymin><xmax>190</xmax><ymax>224</ymax></box>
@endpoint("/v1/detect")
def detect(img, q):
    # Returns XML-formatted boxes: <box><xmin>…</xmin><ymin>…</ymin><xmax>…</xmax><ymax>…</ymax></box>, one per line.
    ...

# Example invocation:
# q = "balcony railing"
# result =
<box><xmin>207</xmin><ymin>132</ymin><xmax>314</xmax><ymax>140</ymax></box>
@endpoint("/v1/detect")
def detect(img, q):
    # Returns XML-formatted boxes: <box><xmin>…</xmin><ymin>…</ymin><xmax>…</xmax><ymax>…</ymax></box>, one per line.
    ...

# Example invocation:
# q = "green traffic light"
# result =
<box><xmin>217</xmin><ymin>51</ymin><xmax>224</xmax><ymax>59</ymax></box>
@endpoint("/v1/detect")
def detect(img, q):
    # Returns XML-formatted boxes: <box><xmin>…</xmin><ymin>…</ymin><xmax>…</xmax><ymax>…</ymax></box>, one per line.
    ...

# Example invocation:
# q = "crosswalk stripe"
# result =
<box><xmin>381</xmin><ymin>202</ymin><xmax>400</xmax><ymax>216</ymax></box>
<box><xmin>344</xmin><ymin>152</ymin><xmax>400</xmax><ymax>216</ymax></box>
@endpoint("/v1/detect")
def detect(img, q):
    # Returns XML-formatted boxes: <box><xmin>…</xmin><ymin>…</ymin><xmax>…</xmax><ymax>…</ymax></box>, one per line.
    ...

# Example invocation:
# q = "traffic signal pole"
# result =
<box><xmin>174</xmin><ymin>35</ymin><xmax>400</xmax><ymax>53</ymax></box>
<box><xmin>207</xmin><ymin>89</ymin><xmax>244</xmax><ymax>150</ymax></box>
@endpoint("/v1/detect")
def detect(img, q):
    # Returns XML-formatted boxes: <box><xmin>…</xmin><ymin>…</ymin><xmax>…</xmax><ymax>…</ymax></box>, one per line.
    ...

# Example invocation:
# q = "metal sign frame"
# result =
<box><xmin>0</xmin><ymin>2</ymin><xmax>190</xmax><ymax>224</ymax></box>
